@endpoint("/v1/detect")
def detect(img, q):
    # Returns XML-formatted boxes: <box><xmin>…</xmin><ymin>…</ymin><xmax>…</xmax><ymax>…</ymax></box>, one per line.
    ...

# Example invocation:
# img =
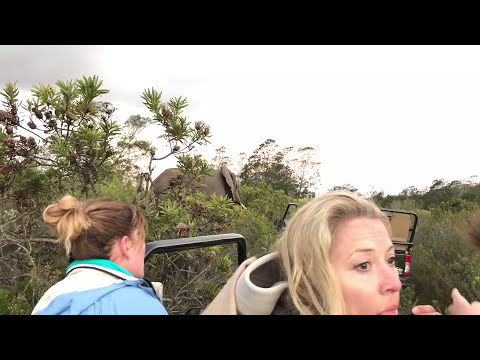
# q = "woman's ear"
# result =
<box><xmin>118</xmin><ymin>235</ymin><xmax>131</xmax><ymax>259</ymax></box>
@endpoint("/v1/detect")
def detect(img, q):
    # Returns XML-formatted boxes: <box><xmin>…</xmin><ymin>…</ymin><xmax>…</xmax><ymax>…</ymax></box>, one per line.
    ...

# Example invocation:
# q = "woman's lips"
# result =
<box><xmin>378</xmin><ymin>305</ymin><xmax>399</xmax><ymax>315</ymax></box>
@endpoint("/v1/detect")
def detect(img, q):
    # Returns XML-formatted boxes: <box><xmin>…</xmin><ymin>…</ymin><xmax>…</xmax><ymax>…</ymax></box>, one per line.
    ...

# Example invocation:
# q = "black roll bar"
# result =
<box><xmin>144</xmin><ymin>233</ymin><xmax>247</xmax><ymax>266</ymax></box>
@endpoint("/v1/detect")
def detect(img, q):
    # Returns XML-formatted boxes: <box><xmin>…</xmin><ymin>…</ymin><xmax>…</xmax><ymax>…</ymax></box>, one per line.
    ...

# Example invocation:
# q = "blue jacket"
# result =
<box><xmin>32</xmin><ymin>259</ymin><xmax>168</xmax><ymax>315</ymax></box>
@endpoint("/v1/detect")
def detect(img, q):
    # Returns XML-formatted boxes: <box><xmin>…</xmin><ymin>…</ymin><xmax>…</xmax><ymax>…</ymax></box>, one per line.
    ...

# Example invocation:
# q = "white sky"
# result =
<box><xmin>1</xmin><ymin>45</ymin><xmax>480</xmax><ymax>196</ymax></box>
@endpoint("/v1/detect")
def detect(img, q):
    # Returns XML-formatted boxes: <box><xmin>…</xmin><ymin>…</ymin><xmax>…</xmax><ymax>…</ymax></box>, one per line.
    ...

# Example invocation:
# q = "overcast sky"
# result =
<box><xmin>1</xmin><ymin>45</ymin><xmax>480</xmax><ymax>196</ymax></box>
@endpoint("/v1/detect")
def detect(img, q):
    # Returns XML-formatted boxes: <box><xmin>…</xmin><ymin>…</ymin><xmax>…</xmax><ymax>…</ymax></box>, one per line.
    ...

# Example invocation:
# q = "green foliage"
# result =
<box><xmin>239</xmin><ymin>182</ymin><xmax>290</xmax><ymax>224</ymax></box>
<box><xmin>297</xmin><ymin>198</ymin><xmax>309</xmax><ymax>206</ymax></box>
<box><xmin>0</xmin><ymin>289</ymin><xmax>30</xmax><ymax>315</ymax></box>
<box><xmin>0</xmin><ymin>86</ymin><xmax>37</xmax><ymax>200</ymax></box>
<box><xmin>141</xmin><ymin>88</ymin><xmax>211</xmax><ymax>160</ymax></box>
<box><xmin>240</xmin><ymin>139</ymin><xmax>298</xmax><ymax>197</ymax></box>
<box><xmin>124</xmin><ymin>114</ymin><xmax>153</xmax><ymax>133</ymax></box>
<box><xmin>289</xmin><ymin>146</ymin><xmax>320</xmax><ymax>198</ymax></box>
<box><xmin>217</xmin><ymin>254</ymin><xmax>234</xmax><ymax>272</ymax></box>
<box><xmin>0</xmin><ymin>249</ymin><xmax>66</xmax><ymax>315</ymax></box>
<box><xmin>0</xmin><ymin>81</ymin><xmax>20</xmax><ymax>108</ymax></box>
<box><xmin>226</xmin><ymin>206</ymin><xmax>278</xmax><ymax>256</ymax></box>
<box><xmin>9</xmin><ymin>168</ymin><xmax>53</xmax><ymax>208</ymax></box>
<box><xmin>399</xmin><ymin>286</ymin><xmax>417</xmax><ymax>315</ymax></box>
<box><xmin>177</xmin><ymin>154</ymin><xmax>213</xmax><ymax>184</ymax></box>
<box><xmin>435</xmin><ymin>197</ymin><xmax>478</xmax><ymax>215</ymax></box>
<box><xmin>410</xmin><ymin>209</ymin><xmax>480</xmax><ymax>313</ymax></box>
<box><xmin>97</xmin><ymin>175</ymin><xmax>136</xmax><ymax>204</ymax></box>
<box><xmin>5</xmin><ymin>76</ymin><xmax>121</xmax><ymax>197</ymax></box>
<box><xmin>240</xmin><ymin>139</ymin><xmax>320</xmax><ymax>198</ymax></box>
<box><xmin>144</xmin><ymin>246</ymin><xmax>236</xmax><ymax>314</ymax></box>
<box><xmin>155</xmin><ymin>199</ymin><xmax>190</xmax><ymax>235</ymax></box>
<box><xmin>206</xmin><ymin>193</ymin><xmax>234</xmax><ymax>217</ymax></box>
<box><xmin>374</xmin><ymin>179</ymin><xmax>480</xmax><ymax>211</ymax></box>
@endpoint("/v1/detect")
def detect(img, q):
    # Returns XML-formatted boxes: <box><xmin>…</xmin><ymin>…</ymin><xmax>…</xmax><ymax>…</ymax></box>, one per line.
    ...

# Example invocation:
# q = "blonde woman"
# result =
<box><xmin>204</xmin><ymin>190</ymin><xmax>437</xmax><ymax>315</ymax></box>
<box><xmin>32</xmin><ymin>195</ymin><xmax>167</xmax><ymax>315</ymax></box>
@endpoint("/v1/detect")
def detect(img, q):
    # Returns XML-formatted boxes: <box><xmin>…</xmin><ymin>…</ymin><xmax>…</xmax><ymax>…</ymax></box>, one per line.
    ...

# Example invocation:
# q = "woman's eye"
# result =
<box><xmin>388</xmin><ymin>257</ymin><xmax>396</xmax><ymax>265</ymax></box>
<box><xmin>355</xmin><ymin>262</ymin><xmax>369</xmax><ymax>271</ymax></box>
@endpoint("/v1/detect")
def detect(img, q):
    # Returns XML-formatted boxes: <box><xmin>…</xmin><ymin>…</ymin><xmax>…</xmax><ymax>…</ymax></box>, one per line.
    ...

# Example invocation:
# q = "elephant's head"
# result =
<box><xmin>151</xmin><ymin>166</ymin><xmax>244</xmax><ymax>207</ymax></box>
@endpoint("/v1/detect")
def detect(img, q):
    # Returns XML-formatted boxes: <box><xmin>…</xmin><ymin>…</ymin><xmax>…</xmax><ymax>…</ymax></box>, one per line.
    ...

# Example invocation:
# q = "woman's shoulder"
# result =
<box><xmin>103</xmin><ymin>280</ymin><xmax>168</xmax><ymax>315</ymax></box>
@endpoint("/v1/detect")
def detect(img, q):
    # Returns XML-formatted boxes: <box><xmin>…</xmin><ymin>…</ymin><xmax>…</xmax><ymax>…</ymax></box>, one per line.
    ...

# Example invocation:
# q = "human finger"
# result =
<box><xmin>451</xmin><ymin>288</ymin><xmax>470</xmax><ymax>306</ymax></box>
<box><xmin>448</xmin><ymin>288</ymin><xmax>475</xmax><ymax>315</ymax></box>
<box><xmin>411</xmin><ymin>305</ymin><xmax>441</xmax><ymax>315</ymax></box>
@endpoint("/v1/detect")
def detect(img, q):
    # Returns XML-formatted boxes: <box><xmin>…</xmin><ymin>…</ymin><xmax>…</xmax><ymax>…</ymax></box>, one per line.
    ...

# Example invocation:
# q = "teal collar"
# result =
<box><xmin>66</xmin><ymin>259</ymin><xmax>133</xmax><ymax>277</ymax></box>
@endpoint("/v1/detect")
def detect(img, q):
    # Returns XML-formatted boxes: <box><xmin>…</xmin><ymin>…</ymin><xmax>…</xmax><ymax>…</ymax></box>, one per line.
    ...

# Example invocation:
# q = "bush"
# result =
<box><xmin>410</xmin><ymin>209</ymin><xmax>480</xmax><ymax>313</ymax></box>
<box><xmin>226</xmin><ymin>206</ymin><xmax>278</xmax><ymax>257</ymax></box>
<box><xmin>97</xmin><ymin>175</ymin><xmax>137</xmax><ymax>204</ymax></box>
<box><xmin>0</xmin><ymin>289</ymin><xmax>30</xmax><ymax>315</ymax></box>
<box><xmin>141</xmin><ymin>184</ymin><xmax>239</xmax><ymax>314</ymax></box>
<box><xmin>239</xmin><ymin>183</ymin><xmax>290</xmax><ymax>224</ymax></box>
<box><xmin>399</xmin><ymin>286</ymin><xmax>417</xmax><ymax>315</ymax></box>
<box><xmin>144</xmin><ymin>246</ymin><xmax>236</xmax><ymax>315</ymax></box>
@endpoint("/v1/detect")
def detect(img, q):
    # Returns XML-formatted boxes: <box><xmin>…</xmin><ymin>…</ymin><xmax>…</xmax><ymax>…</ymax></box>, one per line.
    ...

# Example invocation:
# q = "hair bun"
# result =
<box><xmin>43</xmin><ymin>195</ymin><xmax>90</xmax><ymax>255</ymax></box>
<box><xmin>57</xmin><ymin>195</ymin><xmax>80</xmax><ymax>212</ymax></box>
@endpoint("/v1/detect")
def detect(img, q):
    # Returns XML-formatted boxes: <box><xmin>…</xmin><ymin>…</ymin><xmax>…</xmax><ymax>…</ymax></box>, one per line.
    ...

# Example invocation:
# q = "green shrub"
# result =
<box><xmin>226</xmin><ymin>206</ymin><xmax>278</xmax><ymax>257</ymax></box>
<box><xmin>399</xmin><ymin>286</ymin><xmax>417</xmax><ymax>315</ymax></box>
<box><xmin>97</xmin><ymin>175</ymin><xmax>136</xmax><ymax>203</ymax></box>
<box><xmin>0</xmin><ymin>289</ymin><xmax>30</xmax><ymax>315</ymax></box>
<box><xmin>239</xmin><ymin>183</ymin><xmax>290</xmax><ymax>224</ymax></box>
<box><xmin>410</xmin><ymin>209</ymin><xmax>480</xmax><ymax>312</ymax></box>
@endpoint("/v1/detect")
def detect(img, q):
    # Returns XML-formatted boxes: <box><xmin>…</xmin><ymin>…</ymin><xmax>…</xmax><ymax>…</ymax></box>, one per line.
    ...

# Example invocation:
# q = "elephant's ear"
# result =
<box><xmin>221</xmin><ymin>166</ymin><xmax>241</xmax><ymax>203</ymax></box>
<box><xmin>221</xmin><ymin>166</ymin><xmax>235</xmax><ymax>188</ymax></box>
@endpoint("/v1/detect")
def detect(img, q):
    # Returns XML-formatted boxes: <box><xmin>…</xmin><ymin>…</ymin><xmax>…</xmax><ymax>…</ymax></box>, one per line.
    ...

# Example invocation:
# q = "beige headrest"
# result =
<box><xmin>390</xmin><ymin>213</ymin><xmax>411</xmax><ymax>250</ymax></box>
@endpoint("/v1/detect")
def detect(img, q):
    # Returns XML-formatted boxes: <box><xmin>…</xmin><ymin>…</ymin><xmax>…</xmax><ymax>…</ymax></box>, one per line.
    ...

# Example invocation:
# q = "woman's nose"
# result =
<box><xmin>379</xmin><ymin>264</ymin><xmax>402</xmax><ymax>293</ymax></box>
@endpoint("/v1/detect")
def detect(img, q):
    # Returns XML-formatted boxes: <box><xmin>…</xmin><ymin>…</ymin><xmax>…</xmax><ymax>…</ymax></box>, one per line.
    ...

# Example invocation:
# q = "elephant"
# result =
<box><xmin>152</xmin><ymin>165</ymin><xmax>243</xmax><ymax>205</ymax></box>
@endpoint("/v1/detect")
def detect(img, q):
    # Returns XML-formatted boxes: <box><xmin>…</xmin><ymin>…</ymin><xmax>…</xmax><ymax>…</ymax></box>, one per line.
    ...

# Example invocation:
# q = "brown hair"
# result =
<box><xmin>43</xmin><ymin>195</ymin><xmax>147</xmax><ymax>260</ymax></box>
<box><xmin>273</xmin><ymin>190</ymin><xmax>391</xmax><ymax>315</ymax></box>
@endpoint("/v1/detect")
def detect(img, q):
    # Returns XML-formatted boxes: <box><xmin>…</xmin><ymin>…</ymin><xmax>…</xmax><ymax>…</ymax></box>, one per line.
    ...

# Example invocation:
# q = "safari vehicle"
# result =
<box><xmin>276</xmin><ymin>202</ymin><xmax>298</xmax><ymax>231</ymax></box>
<box><xmin>144</xmin><ymin>207</ymin><xmax>418</xmax><ymax>314</ymax></box>
<box><xmin>381</xmin><ymin>208</ymin><xmax>418</xmax><ymax>288</ymax></box>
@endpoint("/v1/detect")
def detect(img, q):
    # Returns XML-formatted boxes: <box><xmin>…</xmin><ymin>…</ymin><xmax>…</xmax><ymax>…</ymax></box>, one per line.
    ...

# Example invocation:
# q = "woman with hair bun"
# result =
<box><xmin>32</xmin><ymin>195</ymin><xmax>167</xmax><ymax>315</ymax></box>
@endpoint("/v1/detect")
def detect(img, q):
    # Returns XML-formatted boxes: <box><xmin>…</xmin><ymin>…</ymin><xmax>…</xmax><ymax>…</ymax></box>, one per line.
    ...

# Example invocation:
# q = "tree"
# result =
<box><xmin>287</xmin><ymin>146</ymin><xmax>321</xmax><ymax>198</ymax></box>
<box><xmin>0</xmin><ymin>75</ymin><xmax>213</xmax><ymax>209</ymax></box>
<box><xmin>114</xmin><ymin>114</ymin><xmax>154</xmax><ymax>191</ymax></box>
<box><xmin>212</xmin><ymin>146</ymin><xmax>232</xmax><ymax>169</ymax></box>
<box><xmin>239</xmin><ymin>139</ymin><xmax>321</xmax><ymax>198</ymax></box>
<box><xmin>400</xmin><ymin>186</ymin><xmax>423</xmax><ymax>197</ymax></box>
<box><xmin>236</xmin><ymin>152</ymin><xmax>247</xmax><ymax>177</ymax></box>
<box><xmin>139</xmin><ymin>88</ymin><xmax>212</xmax><ymax>191</ymax></box>
<box><xmin>329</xmin><ymin>184</ymin><xmax>359</xmax><ymax>193</ymax></box>
<box><xmin>0</xmin><ymin>82</ymin><xmax>38</xmax><ymax>209</ymax></box>
<box><xmin>2</xmin><ymin>76</ymin><xmax>122</xmax><ymax>198</ymax></box>
<box><xmin>240</xmin><ymin>139</ymin><xmax>299</xmax><ymax>197</ymax></box>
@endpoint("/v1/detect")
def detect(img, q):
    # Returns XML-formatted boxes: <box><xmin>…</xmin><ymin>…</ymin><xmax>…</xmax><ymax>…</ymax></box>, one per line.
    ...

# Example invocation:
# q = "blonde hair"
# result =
<box><xmin>274</xmin><ymin>191</ymin><xmax>390</xmax><ymax>315</ymax></box>
<box><xmin>43</xmin><ymin>195</ymin><xmax>147</xmax><ymax>260</ymax></box>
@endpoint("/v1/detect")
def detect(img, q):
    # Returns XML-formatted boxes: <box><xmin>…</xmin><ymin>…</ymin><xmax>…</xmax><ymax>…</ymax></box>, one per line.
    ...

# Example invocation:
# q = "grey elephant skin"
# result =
<box><xmin>152</xmin><ymin>166</ymin><xmax>242</xmax><ymax>205</ymax></box>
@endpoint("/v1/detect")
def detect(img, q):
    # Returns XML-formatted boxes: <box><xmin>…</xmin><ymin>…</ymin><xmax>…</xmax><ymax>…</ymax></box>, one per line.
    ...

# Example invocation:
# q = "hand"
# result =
<box><xmin>411</xmin><ymin>305</ymin><xmax>442</xmax><ymax>315</ymax></box>
<box><xmin>448</xmin><ymin>288</ymin><xmax>480</xmax><ymax>315</ymax></box>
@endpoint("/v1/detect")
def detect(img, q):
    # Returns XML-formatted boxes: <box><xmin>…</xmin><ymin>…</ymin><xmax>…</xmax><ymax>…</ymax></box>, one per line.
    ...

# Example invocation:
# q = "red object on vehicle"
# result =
<box><xmin>404</xmin><ymin>254</ymin><xmax>411</xmax><ymax>275</ymax></box>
